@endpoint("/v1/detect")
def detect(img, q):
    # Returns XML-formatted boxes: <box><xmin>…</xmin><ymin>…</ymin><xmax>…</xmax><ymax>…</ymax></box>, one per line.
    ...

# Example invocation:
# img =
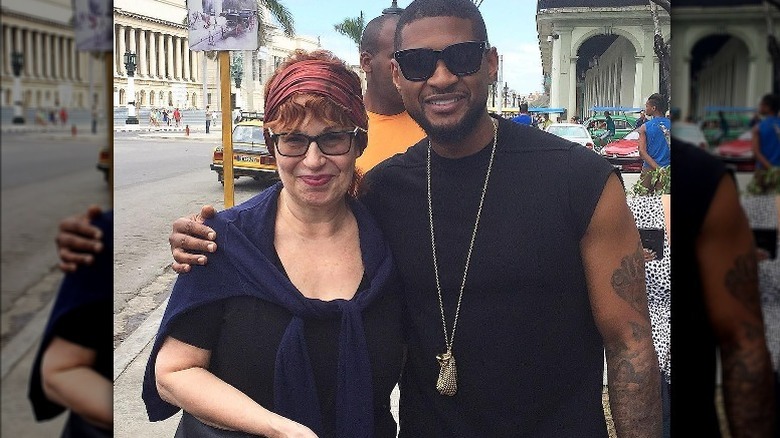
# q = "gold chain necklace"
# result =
<box><xmin>427</xmin><ymin>119</ymin><xmax>498</xmax><ymax>396</ymax></box>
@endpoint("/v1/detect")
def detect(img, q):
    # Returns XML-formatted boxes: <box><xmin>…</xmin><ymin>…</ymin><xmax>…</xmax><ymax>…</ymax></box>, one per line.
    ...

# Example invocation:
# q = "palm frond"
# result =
<box><xmin>333</xmin><ymin>11</ymin><xmax>364</xmax><ymax>48</ymax></box>
<box><xmin>259</xmin><ymin>0</ymin><xmax>295</xmax><ymax>38</ymax></box>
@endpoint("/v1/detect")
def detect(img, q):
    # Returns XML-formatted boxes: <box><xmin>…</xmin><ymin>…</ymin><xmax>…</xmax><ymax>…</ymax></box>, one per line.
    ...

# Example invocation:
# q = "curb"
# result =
<box><xmin>114</xmin><ymin>295</ymin><xmax>169</xmax><ymax>380</ymax></box>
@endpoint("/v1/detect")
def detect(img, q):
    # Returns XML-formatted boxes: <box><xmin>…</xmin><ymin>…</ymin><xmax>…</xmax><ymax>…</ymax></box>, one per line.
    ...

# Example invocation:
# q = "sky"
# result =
<box><xmin>274</xmin><ymin>0</ymin><xmax>543</xmax><ymax>95</ymax></box>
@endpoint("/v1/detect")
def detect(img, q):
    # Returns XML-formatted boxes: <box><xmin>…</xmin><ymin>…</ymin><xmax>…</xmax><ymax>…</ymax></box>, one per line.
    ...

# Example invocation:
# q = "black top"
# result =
<box><xmin>670</xmin><ymin>139</ymin><xmax>730</xmax><ymax>437</ymax></box>
<box><xmin>360</xmin><ymin>116</ymin><xmax>617</xmax><ymax>437</ymax></box>
<box><xmin>168</xmin><ymin>251</ymin><xmax>404</xmax><ymax>438</ymax></box>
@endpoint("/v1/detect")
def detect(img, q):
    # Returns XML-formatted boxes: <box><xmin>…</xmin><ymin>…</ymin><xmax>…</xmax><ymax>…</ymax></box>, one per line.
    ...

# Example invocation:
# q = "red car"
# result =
<box><xmin>601</xmin><ymin>129</ymin><xmax>643</xmax><ymax>173</ymax></box>
<box><xmin>714</xmin><ymin>130</ymin><xmax>754</xmax><ymax>171</ymax></box>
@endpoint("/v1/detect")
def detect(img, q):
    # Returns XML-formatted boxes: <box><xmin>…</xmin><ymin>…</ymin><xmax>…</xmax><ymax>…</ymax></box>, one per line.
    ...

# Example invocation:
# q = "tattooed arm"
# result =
<box><xmin>696</xmin><ymin>174</ymin><xmax>776</xmax><ymax>437</ymax></box>
<box><xmin>580</xmin><ymin>173</ymin><xmax>662</xmax><ymax>437</ymax></box>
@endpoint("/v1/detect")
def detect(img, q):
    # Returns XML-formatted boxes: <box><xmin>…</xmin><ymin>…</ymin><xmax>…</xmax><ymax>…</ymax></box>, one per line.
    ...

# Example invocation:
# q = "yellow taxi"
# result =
<box><xmin>210</xmin><ymin>112</ymin><xmax>279</xmax><ymax>184</ymax></box>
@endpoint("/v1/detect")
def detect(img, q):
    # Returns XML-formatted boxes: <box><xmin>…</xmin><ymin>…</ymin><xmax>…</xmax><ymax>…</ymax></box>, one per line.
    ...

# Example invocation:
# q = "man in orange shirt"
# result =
<box><xmin>356</xmin><ymin>11</ymin><xmax>426</xmax><ymax>173</ymax></box>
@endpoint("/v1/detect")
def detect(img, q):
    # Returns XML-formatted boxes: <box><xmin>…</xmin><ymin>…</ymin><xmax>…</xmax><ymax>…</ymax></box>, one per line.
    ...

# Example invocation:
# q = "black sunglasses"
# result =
<box><xmin>393</xmin><ymin>41</ymin><xmax>489</xmax><ymax>82</ymax></box>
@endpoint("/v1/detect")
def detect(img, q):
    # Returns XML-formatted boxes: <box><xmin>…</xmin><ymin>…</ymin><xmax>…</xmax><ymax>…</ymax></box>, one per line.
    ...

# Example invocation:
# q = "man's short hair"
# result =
<box><xmin>647</xmin><ymin>93</ymin><xmax>667</xmax><ymax>114</ymax></box>
<box><xmin>394</xmin><ymin>0</ymin><xmax>488</xmax><ymax>51</ymax></box>
<box><xmin>360</xmin><ymin>14</ymin><xmax>399</xmax><ymax>55</ymax></box>
<box><xmin>760</xmin><ymin>93</ymin><xmax>780</xmax><ymax>114</ymax></box>
<box><xmin>520</xmin><ymin>102</ymin><xmax>528</xmax><ymax>113</ymax></box>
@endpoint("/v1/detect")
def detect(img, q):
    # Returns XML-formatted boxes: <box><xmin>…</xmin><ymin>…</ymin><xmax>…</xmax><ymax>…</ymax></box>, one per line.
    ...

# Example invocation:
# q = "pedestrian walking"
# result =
<box><xmin>751</xmin><ymin>93</ymin><xmax>780</xmax><ymax>192</ymax></box>
<box><xmin>511</xmin><ymin>102</ymin><xmax>532</xmax><ymax>125</ymax></box>
<box><xmin>205</xmin><ymin>106</ymin><xmax>211</xmax><ymax>133</ymax></box>
<box><xmin>173</xmin><ymin>108</ymin><xmax>182</xmax><ymax>127</ymax></box>
<box><xmin>638</xmin><ymin>93</ymin><xmax>671</xmax><ymax>192</ymax></box>
<box><xmin>59</xmin><ymin>107</ymin><xmax>68</xmax><ymax>126</ymax></box>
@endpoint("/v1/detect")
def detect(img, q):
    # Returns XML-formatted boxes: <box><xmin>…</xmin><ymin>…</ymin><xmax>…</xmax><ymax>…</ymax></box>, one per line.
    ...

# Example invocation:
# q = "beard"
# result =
<box><xmin>407</xmin><ymin>92</ymin><xmax>488</xmax><ymax>144</ymax></box>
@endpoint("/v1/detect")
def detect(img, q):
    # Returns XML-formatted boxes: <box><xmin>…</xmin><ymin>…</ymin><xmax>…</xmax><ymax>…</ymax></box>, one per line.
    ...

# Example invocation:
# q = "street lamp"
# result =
<box><xmin>124</xmin><ymin>51</ymin><xmax>139</xmax><ymax>125</ymax></box>
<box><xmin>11</xmin><ymin>52</ymin><xmax>25</xmax><ymax>124</ymax></box>
<box><xmin>382</xmin><ymin>0</ymin><xmax>403</xmax><ymax>14</ymax></box>
<box><xmin>503</xmin><ymin>82</ymin><xmax>509</xmax><ymax>107</ymax></box>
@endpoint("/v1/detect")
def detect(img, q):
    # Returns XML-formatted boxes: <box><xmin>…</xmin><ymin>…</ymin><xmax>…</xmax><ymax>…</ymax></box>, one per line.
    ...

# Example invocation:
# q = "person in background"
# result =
<box><xmin>355</xmin><ymin>9</ymin><xmax>426</xmax><ymax>173</ymax></box>
<box><xmin>718</xmin><ymin>110</ymin><xmax>730</xmax><ymax>144</ymax></box>
<box><xmin>638</xmin><ymin>93</ymin><xmax>671</xmax><ymax>191</ymax></box>
<box><xmin>59</xmin><ymin>107</ymin><xmax>68</xmax><ymax>126</ymax></box>
<box><xmin>541</xmin><ymin>113</ymin><xmax>552</xmax><ymax>130</ymax></box>
<box><xmin>752</xmin><ymin>93</ymin><xmax>780</xmax><ymax>171</ymax></box>
<box><xmin>672</xmin><ymin>137</ymin><xmax>776</xmax><ymax>437</ymax></box>
<box><xmin>511</xmin><ymin>102</ymin><xmax>532</xmax><ymax>125</ymax></box>
<box><xmin>205</xmin><ymin>105</ymin><xmax>212</xmax><ymax>134</ymax></box>
<box><xmin>636</xmin><ymin>110</ymin><xmax>647</xmax><ymax>128</ymax></box>
<box><xmin>173</xmin><ymin>107</ymin><xmax>182</xmax><ymax>128</ymax></box>
<box><xmin>604</xmin><ymin>110</ymin><xmax>616</xmax><ymax>139</ymax></box>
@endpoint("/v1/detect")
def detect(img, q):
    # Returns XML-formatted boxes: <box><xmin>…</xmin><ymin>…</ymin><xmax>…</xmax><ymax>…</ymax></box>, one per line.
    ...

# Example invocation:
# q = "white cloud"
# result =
<box><xmin>317</xmin><ymin>35</ymin><xmax>360</xmax><ymax>66</ymax></box>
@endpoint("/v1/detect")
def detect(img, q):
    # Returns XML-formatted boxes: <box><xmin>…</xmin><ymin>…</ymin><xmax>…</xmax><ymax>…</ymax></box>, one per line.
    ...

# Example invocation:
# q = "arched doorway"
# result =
<box><xmin>150</xmin><ymin>90</ymin><xmax>156</xmax><ymax>106</ymax></box>
<box><xmin>574</xmin><ymin>34</ymin><xmax>638</xmax><ymax>120</ymax></box>
<box><xmin>689</xmin><ymin>34</ymin><xmax>752</xmax><ymax>120</ymax></box>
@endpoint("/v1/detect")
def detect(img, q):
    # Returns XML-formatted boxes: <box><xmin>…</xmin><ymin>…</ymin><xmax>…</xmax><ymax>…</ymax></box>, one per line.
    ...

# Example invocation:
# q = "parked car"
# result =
<box><xmin>671</xmin><ymin>121</ymin><xmax>709</xmax><ymax>150</ymax></box>
<box><xmin>545</xmin><ymin>123</ymin><xmax>596</xmax><ymax>150</ymax></box>
<box><xmin>210</xmin><ymin>116</ymin><xmax>279</xmax><ymax>184</ymax></box>
<box><xmin>584</xmin><ymin>113</ymin><xmax>638</xmax><ymax>147</ymax></box>
<box><xmin>714</xmin><ymin>130</ymin><xmax>754</xmax><ymax>172</ymax></box>
<box><xmin>601</xmin><ymin>128</ymin><xmax>643</xmax><ymax>173</ymax></box>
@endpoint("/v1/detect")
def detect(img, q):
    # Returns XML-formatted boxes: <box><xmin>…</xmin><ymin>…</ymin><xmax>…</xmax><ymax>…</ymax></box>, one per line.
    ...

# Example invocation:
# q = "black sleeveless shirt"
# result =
<box><xmin>361</xmin><ymin>116</ymin><xmax>617</xmax><ymax>437</ymax></box>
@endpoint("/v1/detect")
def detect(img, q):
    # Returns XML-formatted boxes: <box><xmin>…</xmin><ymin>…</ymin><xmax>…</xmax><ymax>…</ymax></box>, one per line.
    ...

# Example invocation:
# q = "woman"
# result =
<box><xmin>142</xmin><ymin>50</ymin><xmax>405</xmax><ymax>438</ymax></box>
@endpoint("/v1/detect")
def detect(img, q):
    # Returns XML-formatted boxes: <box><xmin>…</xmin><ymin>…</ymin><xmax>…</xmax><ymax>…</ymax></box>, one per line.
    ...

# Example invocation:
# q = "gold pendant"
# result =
<box><xmin>436</xmin><ymin>349</ymin><xmax>457</xmax><ymax>396</ymax></box>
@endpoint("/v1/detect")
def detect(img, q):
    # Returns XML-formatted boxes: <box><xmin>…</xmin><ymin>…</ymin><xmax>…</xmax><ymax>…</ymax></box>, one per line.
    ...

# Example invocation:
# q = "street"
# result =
<box><xmin>1</xmin><ymin>132</ymin><xmax>111</xmax><ymax>437</ymax></box>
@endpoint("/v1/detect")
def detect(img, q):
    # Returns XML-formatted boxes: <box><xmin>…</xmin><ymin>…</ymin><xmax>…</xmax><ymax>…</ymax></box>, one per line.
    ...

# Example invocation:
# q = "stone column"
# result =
<box><xmin>118</xmin><ymin>25</ymin><xmax>127</xmax><ymax>76</ymax></box>
<box><xmin>54</xmin><ymin>34</ymin><xmax>62</xmax><ymax>79</ymax></box>
<box><xmin>138</xmin><ymin>29</ymin><xmax>147</xmax><ymax>78</ymax></box>
<box><xmin>159</xmin><ymin>33</ymin><xmax>167</xmax><ymax>78</ymax></box>
<box><xmin>746</xmin><ymin>56</ymin><xmax>758</xmax><ymax>109</ymax></box>
<box><xmin>167</xmin><ymin>34</ymin><xmax>174</xmax><ymax>79</ymax></box>
<box><xmin>148</xmin><ymin>32</ymin><xmax>157</xmax><ymax>78</ymax></box>
<box><xmin>183</xmin><ymin>40</ymin><xmax>191</xmax><ymax>81</ymax></box>
<box><xmin>128</xmin><ymin>27</ymin><xmax>136</xmax><ymax>62</ymax></box>
<box><xmin>568</xmin><ymin>56</ymin><xmax>577</xmax><ymax>122</ymax></box>
<box><xmin>174</xmin><ymin>36</ymin><xmax>182</xmax><ymax>79</ymax></box>
<box><xmin>632</xmin><ymin>56</ymin><xmax>644</xmax><ymax>109</ymax></box>
<box><xmin>3</xmin><ymin>26</ymin><xmax>11</xmax><ymax>75</ymax></box>
<box><xmin>549</xmin><ymin>35</ymin><xmax>561</xmax><ymax>110</ymax></box>
<box><xmin>25</xmin><ymin>29</ymin><xmax>34</xmax><ymax>76</ymax></box>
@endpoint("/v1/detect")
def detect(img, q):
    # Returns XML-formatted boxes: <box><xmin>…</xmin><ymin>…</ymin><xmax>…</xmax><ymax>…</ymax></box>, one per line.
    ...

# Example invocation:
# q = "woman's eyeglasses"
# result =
<box><xmin>393</xmin><ymin>41</ymin><xmax>489</xmax><ymax>82</ymax></box>
<box><xmin>267</xmin><ymin>127</ymin><xmax>366</xmax><ymax>157</ymax></box>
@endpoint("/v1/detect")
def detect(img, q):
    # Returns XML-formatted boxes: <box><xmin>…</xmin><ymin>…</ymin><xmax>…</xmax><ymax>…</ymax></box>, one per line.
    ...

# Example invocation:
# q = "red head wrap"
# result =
<box><xmin>263</xmin><ymin>59</ymin><xmax>367</xmax><ymax>148</ymax></box>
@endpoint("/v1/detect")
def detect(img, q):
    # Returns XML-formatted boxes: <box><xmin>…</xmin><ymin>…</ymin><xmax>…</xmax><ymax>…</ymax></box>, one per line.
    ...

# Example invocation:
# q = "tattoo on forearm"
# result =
<box><xmin>610</xmin><ymin>243</ymin><xmax>649</xmax><ymax>315</ymax></box>
<box><xmin>725</xmin><ymin>251</ymin><xmax>761</xmax><ymax>314</ymax></box>
<box><xmin>604</xmin><ymin>245</ymin><xmax>661</xmax><ymax>437</ymax></box>
<box><xmin>720</xmin><ymin>319</ymin><xmax>776</xmax><ymax>436</ymax></box>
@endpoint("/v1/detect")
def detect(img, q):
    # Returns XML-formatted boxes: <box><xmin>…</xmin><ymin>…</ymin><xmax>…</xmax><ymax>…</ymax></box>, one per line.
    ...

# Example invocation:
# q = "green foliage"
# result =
<box><xmin>333</xmin><ymin>11</ymin><xmax>365</xmax><ymax>48</ymax></box>
<box><xmin>746</xmin><ymin>167</ymin><xmax>780</xmax><ymax>195</ymax></box>
<box><xmin>631</xmin><ymin>166</ymin><xmax>671</xmax><ymax>196</ymax></box>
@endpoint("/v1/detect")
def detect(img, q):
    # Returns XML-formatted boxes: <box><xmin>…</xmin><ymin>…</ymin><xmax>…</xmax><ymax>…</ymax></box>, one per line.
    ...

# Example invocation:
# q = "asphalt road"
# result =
<box><xmin>113</xmin><ymin>134</ymin><xmax>273</xmax><ymax>347</ymax></box>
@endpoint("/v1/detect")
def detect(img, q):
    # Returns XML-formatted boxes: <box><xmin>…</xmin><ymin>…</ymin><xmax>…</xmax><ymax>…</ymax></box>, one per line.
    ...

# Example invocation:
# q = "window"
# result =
<box><xmin>207</xmin><ymin>93</ymin><xmax>212</xmax><ymax>104</ymax></box>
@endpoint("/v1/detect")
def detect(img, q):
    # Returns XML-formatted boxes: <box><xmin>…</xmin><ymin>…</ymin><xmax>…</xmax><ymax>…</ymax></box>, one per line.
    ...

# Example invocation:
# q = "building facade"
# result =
<box><xmin>1</xmin><ymin>0</ymin><xmax>108</xmax><ymax>120</ymax></box>
<box><xmin>113</xmin><ymin>0</ymin><xmax>320</xmax><ymax>112</ymax></box>
<box><xmin>537</xmin><ymin>0</ymin><xmax>669</xmax><ymax>120</ymax></box>
<box><xmin>671</xmin><ymin>0</ymin><xmax>779</xmax><ymax>120</ymax></box>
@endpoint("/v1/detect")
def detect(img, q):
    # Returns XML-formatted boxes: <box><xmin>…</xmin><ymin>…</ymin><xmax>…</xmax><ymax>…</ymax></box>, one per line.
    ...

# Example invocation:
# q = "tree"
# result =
<box><xmin>333</xmin><ymin>11</ymin><xmax>365</xmax><ymax>48</ymax></box>
<box><xmin>649</xmin><ymin>1</ymin><xmax>671</xmax><ymax>111</ymax></box>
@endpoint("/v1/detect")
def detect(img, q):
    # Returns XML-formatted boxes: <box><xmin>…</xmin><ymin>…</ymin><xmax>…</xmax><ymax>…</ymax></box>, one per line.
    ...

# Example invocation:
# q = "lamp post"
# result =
<box><xmin>382</xmin><ymin>0</ymin><xmax>403</xmax><ymax>14</ymax></box>
<box><xmin>124</xmin><ymin>51</ymin><xmax>139</xmax><ymax>125</ymax></box>
<box><xmin>11</xmin><ymin>52</ymin><xmax>25</xmax><ymax>124</ymax></box>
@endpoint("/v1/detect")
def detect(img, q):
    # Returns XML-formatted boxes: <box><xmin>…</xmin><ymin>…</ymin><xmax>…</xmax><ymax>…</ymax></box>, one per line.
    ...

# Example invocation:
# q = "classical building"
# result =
<box><xmin>113</xmin><ymin>0</ymin><xmax>320</xmax><ymax>112</ymax></box>
<box><xmin>671</xmin><ymin>0</ymin><xmax>779</xmax><ymax>120</ymax></box>
<box><xmin>1</xmin><ymin>0</ymin><xmax>108</xmax><ymax>118</ymax></box>
<box><xmin>536</xmin><ymin>0</ymin><xmax>670</xmax><ymax>120</ymax></box>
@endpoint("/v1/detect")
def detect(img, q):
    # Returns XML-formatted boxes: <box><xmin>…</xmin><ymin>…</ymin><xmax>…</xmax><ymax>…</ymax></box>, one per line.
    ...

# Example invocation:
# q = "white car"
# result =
<box><xmin>545</xmin><ymin>123</ymin><xmax>596</xmax><ymax>149</ymax></box>
<box><xmin>671</xmin><ymin>121</ymin><xmax>709</xmax><ymax>149</ymax></box>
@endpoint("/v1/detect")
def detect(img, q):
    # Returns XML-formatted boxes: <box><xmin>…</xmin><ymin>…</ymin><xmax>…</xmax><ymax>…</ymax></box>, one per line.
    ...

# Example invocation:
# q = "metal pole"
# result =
<box><xmin>220</xmin><ymin>51</ymin><xmax>234</xmax><ymax>207</ymax></box>
<box><xmin>496</xmin><ymin>55</ymin><xmax>503</xmax><ymax>115</ymax></box>
<box><xmin>106</xmin><ymin>52</ymin><xmax>114</xmax><ymax>194</ymax></box>
<box><xmin>89</xmin><ymin>55</ymin><xmax>96</xmax><ymax>133</ymax></box>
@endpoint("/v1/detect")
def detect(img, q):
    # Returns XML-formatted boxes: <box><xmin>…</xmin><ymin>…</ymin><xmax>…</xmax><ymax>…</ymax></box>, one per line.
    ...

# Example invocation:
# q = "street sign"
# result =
<box><xmin>187</xmin><ymin>0</ymin><xmax>259</xmax><ymax>51</ymax></box>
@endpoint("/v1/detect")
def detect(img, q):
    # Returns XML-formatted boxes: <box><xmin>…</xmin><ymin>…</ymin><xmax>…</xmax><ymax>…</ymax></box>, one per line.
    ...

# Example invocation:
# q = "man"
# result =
<box><xmin>356</xmin><ymin>11</ymin><xmax>426</xmax><ymax>172</ymax></box>
<box><xmin>173</xmin><ymin>107</ymin><xmax>181</xmax><ymax>128</ymax></box>
<box><xmin>718</xmin><ymin>110</ymin><xmax>730</xmax><ymax>144</ymax></box>
<box><xmin>511</xmin><ymin>102</ymin><xmax>532</xmax><ymax>125</ymax></box>
<box><xmin>672</xmin><ymin>137</ymin><xmax>776</xmax><ymax>436</ymax></box>
<box><xmin>541</xmin><ymin>113</ymin><xmax>552</xmax><ymax>130</ymax></box>
<box><xmin>604</xmin><ymin>110</ymin><xmax>616</xmax><ymax>139</ymax></box>
<box><xmin>169</xmin><ymin>1</ymin><xmax>661</xmax><ymax>436</ymax></box>
<box><xmin>636</xmin><ymin>110</ymin><xmax>647</xmax><ymax>128</ymax></box>
<box><xmin>752</xmin><ymin>93</ymin><xmax>780</xmax><ymax>172</ymax></box>
<box><xmin>638</xmin><ymin>93</ymin><xmax>671</xmax><ymax>191</ymax></box>
<box><xmin>205</xmin><ymin>105</ymin><xmax>211</xmax><ymax>134</ymax></box>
